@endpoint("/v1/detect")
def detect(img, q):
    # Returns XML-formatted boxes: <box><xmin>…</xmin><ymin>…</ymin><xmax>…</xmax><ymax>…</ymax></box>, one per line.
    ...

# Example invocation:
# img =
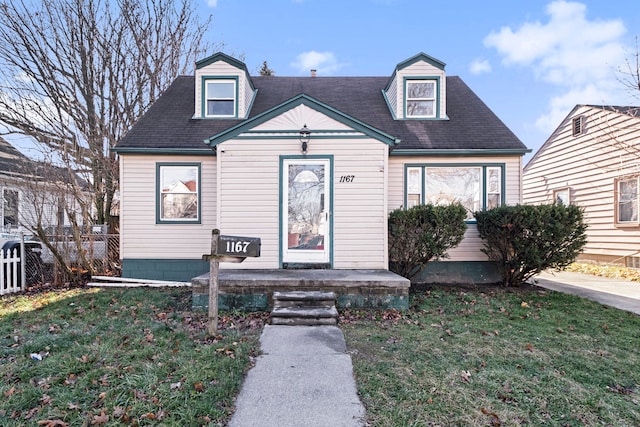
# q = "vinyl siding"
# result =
<box><xmin>389</xmin><ymin>60</ymin><xmax>446</xmax><ymax>119</ymax></box>
<box><xmin>217</xmin><ymin>135</ymin><xmax>388</xmax><ymax>269</ymax></box>
<box><xmin>119</xmin><ymin>154</ymin><xmax>217</xmax><ymax>259</ymax></box>
<box><xmin>523</xmin><ymin>106</ymin><xmax>640</xmax><ymax>261</ymax></box>
<box><xmin>194</xmin><ymin>60</ymin><xmax>253</xmax><ymax>118</ymax></box>
<box><xmin>388</xmin><ymin>155</ymin><xmax>523</xmax><ymax>261</ymax></box>
<box><xmin>386</xmin><ymin>74</ymin><xmax>398</xmax><ymax>117</ymax></box>
<box><xmin>1</xmin><ymin>179</ymin><xmax>83</xmax><ymax>231</ymax></box>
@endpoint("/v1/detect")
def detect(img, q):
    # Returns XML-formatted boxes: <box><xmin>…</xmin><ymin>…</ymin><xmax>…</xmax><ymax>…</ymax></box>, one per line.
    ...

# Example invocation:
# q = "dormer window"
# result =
<box><xmin>204</xmin><ymin>78</ymin><xmax>236</xmax><ymax>117</ymax></box>
<box><xmin>406</xmin><ymin>79</ymin><xmax>437</xmax><ymax>118</ymax></box>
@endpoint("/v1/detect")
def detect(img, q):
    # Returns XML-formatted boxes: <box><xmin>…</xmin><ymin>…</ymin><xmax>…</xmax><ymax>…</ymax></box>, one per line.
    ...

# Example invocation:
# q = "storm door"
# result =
<box><xmin>282</xmin><ymin>158</ymin><xmax>331</xmax><ymax>265</ymax></box>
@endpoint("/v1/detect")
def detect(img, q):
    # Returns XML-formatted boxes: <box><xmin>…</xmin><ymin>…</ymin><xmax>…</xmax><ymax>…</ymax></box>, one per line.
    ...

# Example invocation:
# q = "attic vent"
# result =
<box><xmin>572</xmin><ymin>116</ymin><xmax>585</xmax><ymax>136</ymax></box>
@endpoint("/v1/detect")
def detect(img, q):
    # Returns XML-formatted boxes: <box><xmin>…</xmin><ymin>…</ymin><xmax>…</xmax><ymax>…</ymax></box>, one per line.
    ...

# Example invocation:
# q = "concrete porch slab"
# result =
<box><xmin>191</xmin><ymin>269</ymin><xmax>410</xmax><ymax>312</ymax></box>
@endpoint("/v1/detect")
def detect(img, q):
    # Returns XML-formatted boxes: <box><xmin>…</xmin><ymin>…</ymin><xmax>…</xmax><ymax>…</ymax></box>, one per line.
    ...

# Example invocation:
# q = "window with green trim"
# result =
<box><xmin>405</xmin><ymin>165</ymin><xmax>503</xmax><ymax>220</ymax></box>
<box><xmin>406</xmin><ymin>80</ymin><xmax>436</xmax><ymax>118</ymax></box>
<box><xmin>205</xmin><ymin>79</ymin><xmax>235</xmax><ymax>117</ymax></box>
<box><xmin>157</xmin><ymin>164</ymin><xmax>200</xmax><ymax>223</ymax></box>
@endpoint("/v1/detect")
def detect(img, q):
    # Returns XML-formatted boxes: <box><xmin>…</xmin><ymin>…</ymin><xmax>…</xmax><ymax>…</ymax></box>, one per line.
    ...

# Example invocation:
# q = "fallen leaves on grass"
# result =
<box><xmin>90</xmin><ymin>411</ymin><xmax>109</xmax><ymax>425</ymax></box>
<box><xmin>481</xmin><ymin>407</ymin><xmax>502</xmax><ymax>426</ymax></box>
<box><xmin>606</xmin><ymin>384</ymin><xmax>635</xmax><ymax>395</ymax></box>
<box><xmin>565</xmin><ymin>262</ymin><xmax>640</xmax><ymax>282</ymax></box>
<box><xmin>37</xmin><ymin>420</ymin><xmax>68</xmax><ymax>427</ymax></box>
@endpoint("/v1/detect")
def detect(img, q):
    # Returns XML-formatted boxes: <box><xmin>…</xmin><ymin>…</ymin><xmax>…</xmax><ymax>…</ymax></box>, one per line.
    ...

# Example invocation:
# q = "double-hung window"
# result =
<box><xmin>204</xmin><ymin>79</ymin><xmax>236</xmax><ymax>117</ymax></box>
<box><xmin>405</xmin><ymin>165</ymin><xmax>503</xmax><ymax>220</ymax></box>
<box><xmin>406</xmin><ymin>79</ymin><xmax>437</xmax><ymax>118</ymax></box>
<box><xmin>3</xmin><ymin>189</ymin><xmax>18</xmax><ymax>228</ymax></box>
<box><xmin>157</xmin><ymin>163</ymin><xmax>201</xmax><ymax>223</ymax></box>
<box><xmin>616</xmin><ymin>176</ymin><xmax>639</xmax><ymax>225</ymax></box>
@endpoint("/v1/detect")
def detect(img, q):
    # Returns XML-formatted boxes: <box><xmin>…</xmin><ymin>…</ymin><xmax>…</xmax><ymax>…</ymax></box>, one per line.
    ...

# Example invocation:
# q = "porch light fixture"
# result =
<box><xmin>299</xmin><ymin>124</ymin><xmax>311</xmax><ymax>154</ymax></box>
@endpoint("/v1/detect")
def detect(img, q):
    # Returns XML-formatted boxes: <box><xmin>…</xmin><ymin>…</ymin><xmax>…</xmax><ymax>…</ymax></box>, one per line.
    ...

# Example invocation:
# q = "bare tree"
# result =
<box><xmin>0</xmin><ymin>0</ymin><xmax>217</xmax><ymax>226</ymax></box>
<box><xmin>617</xmin><ymin>36</ymin><xmax>640</xmax><ymax>99</ymax></box>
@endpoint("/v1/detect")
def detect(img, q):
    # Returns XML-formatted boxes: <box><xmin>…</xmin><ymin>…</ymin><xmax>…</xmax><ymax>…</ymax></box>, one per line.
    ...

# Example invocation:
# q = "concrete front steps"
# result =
<box><xmin>270</xmin><ymin>291</ymin><xmax>338</xmax><ymax>326</ymax></box>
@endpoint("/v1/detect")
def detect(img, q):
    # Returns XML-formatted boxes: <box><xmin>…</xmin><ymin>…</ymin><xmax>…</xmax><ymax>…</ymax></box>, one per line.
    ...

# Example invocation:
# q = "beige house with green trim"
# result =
<box><xmin>114</xmin><ymin>52</ymin><xmax>528</xmax><ymax>284</ymax></box>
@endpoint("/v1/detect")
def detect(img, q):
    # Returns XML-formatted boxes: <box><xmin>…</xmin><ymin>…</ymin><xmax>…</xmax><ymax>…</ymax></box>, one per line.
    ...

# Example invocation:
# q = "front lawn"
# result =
<box><xmin>343</xmin><ymin>286</ymin><xmax>640</xmax><ymax>426</ymax></box>
<box><xmin>4</xmin><ymin>282</ymin><xmax>639</xmax><ymax>426</ymax></box>
<box><xmin>0</xmin><ymin>287</ymin><xmax>265</xmax><ymax>426</ymax></box>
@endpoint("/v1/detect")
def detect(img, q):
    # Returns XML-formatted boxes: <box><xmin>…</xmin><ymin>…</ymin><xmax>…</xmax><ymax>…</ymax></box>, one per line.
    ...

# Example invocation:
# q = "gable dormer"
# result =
<box><xmin>384</xmin><ymin>52</ymin><xmax>447</xmax><ymax>120</ymax></box>
<box><xmin>194</xmin><ymin>52</ymin><xmax>256</xmax><ymax>119</ymax></box>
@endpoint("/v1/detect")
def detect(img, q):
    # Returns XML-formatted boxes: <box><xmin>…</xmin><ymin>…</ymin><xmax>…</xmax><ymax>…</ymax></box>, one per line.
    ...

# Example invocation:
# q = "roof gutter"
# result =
<box><xmin>390</xmin><ymin>148</ymin><xmax>531</xmax><ymax>156</ymax></box>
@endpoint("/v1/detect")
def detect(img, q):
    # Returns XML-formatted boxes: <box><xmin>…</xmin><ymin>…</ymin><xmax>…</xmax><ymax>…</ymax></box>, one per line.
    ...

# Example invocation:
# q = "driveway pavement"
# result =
<box><xmin>533</xmin><ymin>270</ymin><xmax>640</xmax><ymax>315</ymax></box>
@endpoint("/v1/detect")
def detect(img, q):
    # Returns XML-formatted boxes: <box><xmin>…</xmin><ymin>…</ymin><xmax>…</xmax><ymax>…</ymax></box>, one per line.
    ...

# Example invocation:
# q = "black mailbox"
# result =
<box><xmin>215</xmin><ymin>235</ymin><xmax>261</xmax><ymax>258</ymax></box>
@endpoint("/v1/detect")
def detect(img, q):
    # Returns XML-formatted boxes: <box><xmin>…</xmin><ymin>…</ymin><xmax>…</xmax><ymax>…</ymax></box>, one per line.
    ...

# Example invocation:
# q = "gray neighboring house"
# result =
<box><xmin>114</xmin><ymin>52</ymin><xmax>528</xmax><ymax>283</ymax></box>
<box><xmin>523</xmin><ymin>105</ymin><xmax>640</xmax><ymax>267</ymax></box>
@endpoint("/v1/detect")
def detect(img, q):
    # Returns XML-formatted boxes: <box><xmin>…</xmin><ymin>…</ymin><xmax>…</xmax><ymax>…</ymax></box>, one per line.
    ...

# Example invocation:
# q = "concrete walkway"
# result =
<box><xmin>533</xmin><ymin>270</ymin><xmax>640</xmax><ymax>315</ymax></box>
<box><xmin>229</xmin><ymin>325</ymin><xmax>365</xmax><ymax>427</ymax></box>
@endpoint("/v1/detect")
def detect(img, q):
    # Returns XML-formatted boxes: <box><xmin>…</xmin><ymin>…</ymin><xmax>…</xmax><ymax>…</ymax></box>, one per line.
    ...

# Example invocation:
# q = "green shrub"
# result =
<box><xmin>388</xmin><ymin>203</ymin><xmax>467</xmax><ymax>281</ymax></box>
<box><xmin>474</xmin><ymin>204</ymin><xmax>587</xmax><ymax>287</ymax></box>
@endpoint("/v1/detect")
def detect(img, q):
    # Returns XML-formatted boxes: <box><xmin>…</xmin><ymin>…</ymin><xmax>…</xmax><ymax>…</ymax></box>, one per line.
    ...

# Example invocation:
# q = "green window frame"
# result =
<box><xmin>156</xmin><ymin>163</ymin><xmax>201</xmax><ymax>224</ymax></box>
<box><xmin>202</xmin><ymin>76</ymin><xmax>237</xmax><ymax>118</ymax></box>
<box><xmin>405</xmin><ymin>164</ymin><xmax>504</xmax><ymax>221</ymax></box>
<box><xmin>404</xmin><ymin>77</ymin><xmax>439</xmax><ymax>118</ymax></box>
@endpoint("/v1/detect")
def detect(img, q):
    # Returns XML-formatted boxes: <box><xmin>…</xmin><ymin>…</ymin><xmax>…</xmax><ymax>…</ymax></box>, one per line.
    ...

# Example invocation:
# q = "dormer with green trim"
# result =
<box><xmin>194</xmin><ymin>52</ymin><xmax>256</xmax><ymax>119</ymax></box>
<box><xmin>384</xmin><ymin>52</ymin><xmax>447</xmax><ymax>120</ymax></box>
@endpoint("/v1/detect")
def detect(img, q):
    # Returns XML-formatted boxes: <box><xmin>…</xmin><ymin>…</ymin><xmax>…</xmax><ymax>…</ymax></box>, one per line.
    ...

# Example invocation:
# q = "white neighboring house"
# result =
<box><xmin>0</xmin><ymin>137</ymin><xmax>85</xmax><ymax>239</ymax></box>
<box><xmin>523</xmin><ymin>105</ymin><xmax>640</xmax><ymax>267</ymax></box>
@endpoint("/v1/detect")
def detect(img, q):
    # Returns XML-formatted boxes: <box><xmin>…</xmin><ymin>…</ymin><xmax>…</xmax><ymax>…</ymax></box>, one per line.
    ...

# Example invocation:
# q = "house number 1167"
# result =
<box><xmin>226</xmin><ymin>241</ymin><xmax>250</xmax><ymax>253</ymax></box>
<box><xmin>339</xmin><ymin>175</ymin><xmax>355</xmax><ymax>183</ymax></box>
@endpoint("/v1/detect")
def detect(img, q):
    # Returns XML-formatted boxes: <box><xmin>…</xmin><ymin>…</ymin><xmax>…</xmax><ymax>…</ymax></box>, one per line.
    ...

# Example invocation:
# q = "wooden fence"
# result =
<box><xmin>0</xmin><ymin>247</ymin><xmax>24</xmax><ymax>295</ymax></box>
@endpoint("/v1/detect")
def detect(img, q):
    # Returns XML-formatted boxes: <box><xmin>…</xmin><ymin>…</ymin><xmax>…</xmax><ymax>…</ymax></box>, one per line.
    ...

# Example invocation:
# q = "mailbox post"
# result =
<box><xmin>207</xmin><ymin>229</ymin><xmax>220</xmax><ymax>336</ymax></box>
<box><xmin>203</xmin><ymin>229</ymin><xmax>261</xmax><ymax>335</ymax></box>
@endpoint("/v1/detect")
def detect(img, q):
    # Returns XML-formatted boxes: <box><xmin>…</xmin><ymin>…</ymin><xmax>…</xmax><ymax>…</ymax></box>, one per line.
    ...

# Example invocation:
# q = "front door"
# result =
<box><xmin>282</xmin><ymin>158</ymin><xmax>331</xmax><ymax>266</ymax></box>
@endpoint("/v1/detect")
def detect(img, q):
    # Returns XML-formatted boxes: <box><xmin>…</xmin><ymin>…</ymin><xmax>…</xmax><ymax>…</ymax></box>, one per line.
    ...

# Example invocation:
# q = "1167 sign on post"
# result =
<box><xmin>205</xmin><ymin>230</ymin><xmax>261</xmax><ymax>336</ymax></box>
<box><xmin>216</xmin><ymin>234</ymin><xmax>261</xmax><ymax>258</ymax></box>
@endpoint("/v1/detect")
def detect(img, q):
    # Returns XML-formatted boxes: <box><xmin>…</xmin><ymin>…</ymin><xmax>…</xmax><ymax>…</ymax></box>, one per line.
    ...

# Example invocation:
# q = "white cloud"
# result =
<box><xmin>206</xmin><ymin>0</ymin><xmax>217</xmax><ymax>7</ymax></box>
<box><xmin>290</xmin><ymin>51</ymin><xmax>344</xmax><ymax>75</ymax></box>
<box><xmin>534</xmin><ymin>83</ymin><xmax>613</xmax><ymax>131</ymax></box>
<box><xmin>470</xmin><ymin>59</ymin><xmax>491</xmax><ymax>75</ymax></box>
<box><xmin>484</xmin><ymin>0</ymin><xmax>630</xmax><ymax>134</ymax></box>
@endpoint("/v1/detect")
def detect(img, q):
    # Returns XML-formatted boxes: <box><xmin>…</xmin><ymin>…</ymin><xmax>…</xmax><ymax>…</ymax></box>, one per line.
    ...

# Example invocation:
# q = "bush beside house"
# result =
<box><xmin>388</xmin><ymin>203</ymin><xmax>467</xmax><ymax>281</ymax></box>
<box><xmin>475</xmin><ymin>204</ymin><xmax>588</xmax><ymax>287</ymax></box>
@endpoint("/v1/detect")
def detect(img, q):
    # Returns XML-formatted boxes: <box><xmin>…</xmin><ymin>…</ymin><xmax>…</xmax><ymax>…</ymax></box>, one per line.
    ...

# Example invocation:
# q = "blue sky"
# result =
<box><xmin>201</xmin><ymin>0</ymin><xmax>640</xmax><ymax>162</ymax></box>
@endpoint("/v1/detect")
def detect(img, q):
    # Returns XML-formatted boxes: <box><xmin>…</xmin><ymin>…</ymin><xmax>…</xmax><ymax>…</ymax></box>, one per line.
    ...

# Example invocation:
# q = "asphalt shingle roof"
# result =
<box><xmin>0</xmin><ymin>137</ymin><xmax>32</xmax><ymax>176</ymax></box>
<box><xmin>116</xmin><ymin>75</ymin><xmax>526</xmax><ymax>152</ymax></box>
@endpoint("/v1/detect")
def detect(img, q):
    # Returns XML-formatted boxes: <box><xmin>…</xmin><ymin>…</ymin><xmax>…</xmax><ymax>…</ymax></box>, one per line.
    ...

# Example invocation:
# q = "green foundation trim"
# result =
<box><xmin>413</xmin><ymin>261</ymin><xmax>501</xmax><ymax>285</ymax></box>
<box><xmin>192</xmin><ymin>293</ymin><xmax>270</xmax><ymax>312</ymax></box>
<box><xmin>193</xmin><ymin>292</ymin><xmax>408</xmax><ymax>311</ymax></box>
<box><xmin>121</xmin><ymin>258</ymin><xmax>209</xmax><ymax>282</ymax></box>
